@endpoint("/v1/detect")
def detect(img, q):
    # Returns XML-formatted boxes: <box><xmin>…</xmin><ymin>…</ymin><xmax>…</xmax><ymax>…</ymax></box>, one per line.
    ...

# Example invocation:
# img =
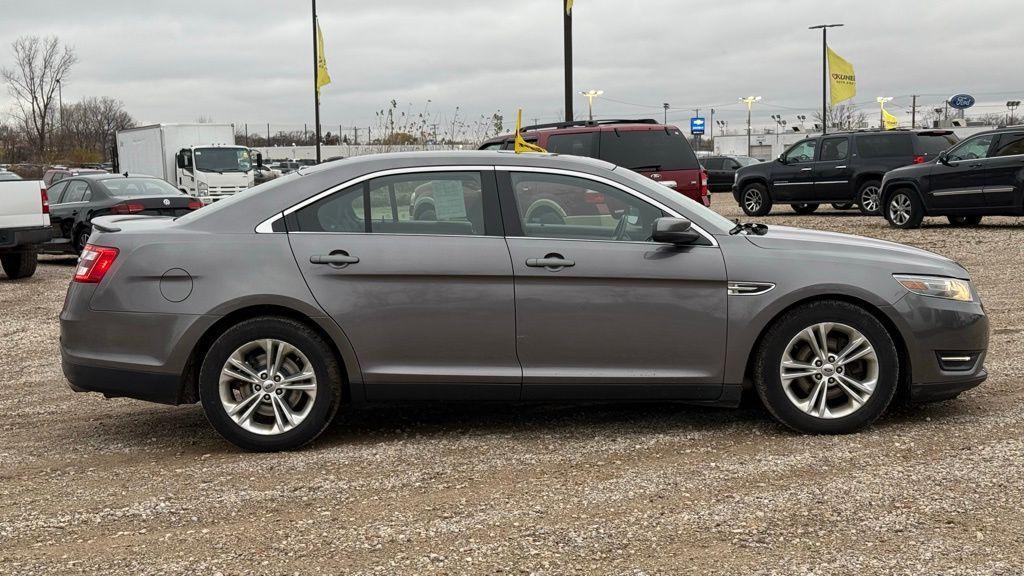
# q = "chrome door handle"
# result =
<box><xmin>800</xmin><ymin>167</ymin><xmax>812</xmax><ymax>171</ymax></box>
<box><xmin>310</xmin><ymin>253</ymin><xmax>359</xmax><ymax>265</ymax></box>
<box><xmin>526</xmin><ymin>255</ymin><xmax>575</xmax><ymax>269</ymax></box>
<box><xmin>835</xmin><ymin>165</ymin><xmax>847</xmax><ymax>169</ymax></box>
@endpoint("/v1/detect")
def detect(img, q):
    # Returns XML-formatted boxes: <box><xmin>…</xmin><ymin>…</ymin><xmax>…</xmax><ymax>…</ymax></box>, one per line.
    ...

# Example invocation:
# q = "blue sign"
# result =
<box><xmin>690</xmin><ymin>117</ymin><xmax>706</xmax><ymax>135</ymax></box>
<box><xmin>948</xmin><ymin>94</ymin><xmax>975</xmax><ymax>110</ymax></box>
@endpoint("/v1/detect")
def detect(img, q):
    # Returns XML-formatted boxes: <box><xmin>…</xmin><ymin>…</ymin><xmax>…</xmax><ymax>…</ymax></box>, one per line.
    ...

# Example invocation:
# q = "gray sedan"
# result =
<box><xmin>60</xmin><ymin>151</ymin><xmax>988</xmax><ymax>451</ymax></box>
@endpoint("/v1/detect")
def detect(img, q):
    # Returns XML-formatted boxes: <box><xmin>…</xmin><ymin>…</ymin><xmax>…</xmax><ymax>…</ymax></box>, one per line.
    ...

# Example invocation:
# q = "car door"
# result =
<box><xmin>926</xmin><ymin>134</ymin><xmax>993</xmax><ymax>210</ymax></box>
<box><xmin>50</xmin><ymin>179</ymin><xmax>89</xmax><ymax>239</ymax></box>
<box><xmin>498</xmin><ymin>168</ymin><xmax>728</xmax><ymax>401</ymax></box>
<box><xmin>813</xmin><ymin>136</ymin><xmax>853</xmax><ymax>201</ymax></box>
<box><xmin>286</xmin><ymin>167</ymin><xmax>521</xmax><ymax>401</ymax></box>
<box><xmin>704</xmin><ymin>157</ymin><xmax>732</xmax><ymax>192</ymax></box>
<box><xmin>983</xmin><ymin>131</ymin><xmax>1024</xmax><ymax>208</ymax></box>
<box><xmin>45</xmin><ymin>180</ymin><xmax>70</xmax><ymax>240</ymax></box>
<box><xmin>771</xmin><ymin>139</ymin><xmax>818</xmax><ymax>202</ymax></box>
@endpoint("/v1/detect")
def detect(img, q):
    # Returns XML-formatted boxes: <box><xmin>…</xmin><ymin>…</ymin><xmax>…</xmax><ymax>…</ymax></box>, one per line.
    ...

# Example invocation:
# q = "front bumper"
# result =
<box><xmin>890</xmin><ymin>292</ymin><xmax>989</xmax><ymax>403</ymax></box>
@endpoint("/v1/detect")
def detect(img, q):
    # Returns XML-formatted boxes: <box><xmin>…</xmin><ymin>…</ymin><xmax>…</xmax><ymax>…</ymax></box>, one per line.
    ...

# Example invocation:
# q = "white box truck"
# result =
<box><xmin>115</xmin><ymin>124</ymin><xmax>258</xmax><ymax>203</ymax></box>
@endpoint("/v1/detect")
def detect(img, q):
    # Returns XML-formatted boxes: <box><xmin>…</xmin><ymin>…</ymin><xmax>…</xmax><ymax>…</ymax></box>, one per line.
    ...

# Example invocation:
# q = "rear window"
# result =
<box><xmin>546</xmin><ymin>132</ymin><xmax>596</xmax><ymax>157</ymax></box>
<box><xmin>856</xmin><ymin>134</ymin><xmax>913</xmax><ymax>158</ymax></box>
<box><xmin>915</xmin><ymin>133</ymin><xmax>959</xmax><ymax>156</ymax></box>
<box><xmin>101</xmin><ymin>177</ymin><xmax>182</xmax><ymax>197</ymax></box>
<box><xmin>599</xmin><ymin>129</ymin><xmax>699</xmax><ymax>171</ymax></box>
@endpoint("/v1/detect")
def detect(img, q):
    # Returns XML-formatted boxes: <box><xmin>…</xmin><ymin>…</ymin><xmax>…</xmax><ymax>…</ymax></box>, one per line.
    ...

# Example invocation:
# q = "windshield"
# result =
<box><xmin>102</xmin><ymin>177</ymin><xmax>183</xmax><ymax>197</ymax></box>
<box><xmin>194</xmin><ymin>147</ymin><xmax>252</xmax><ymax>173</ymax></box>
<box><xmin>600</xmin><ymin>129</ymin><xmax>699</xmax><ymax>171</ymax></box>
<box><xmin>611</xmin><ymin>166</ymin><xmax>736</xmax><ymax>234</ymax></box>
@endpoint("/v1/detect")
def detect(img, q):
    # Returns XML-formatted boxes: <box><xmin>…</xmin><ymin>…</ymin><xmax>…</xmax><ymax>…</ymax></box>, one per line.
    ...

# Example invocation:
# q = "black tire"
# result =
<box><xmin>198</xmin><ymin>316</ymin><xmax>343</xmax><ymax>452</ymax></box>
<box><xmin>885</xmin><ymin>189</ymin><xmax>925</xmax><ymax>229</ymax></box>
<box><xmin>947</xmin><ymin>215</ymin><xmax>982</xmax><ymax>227</ymax></box>
<box><xmin>0</xmin><ymin>251</ymin><xmax>38</xmax><ymax>279</ymax></box>
<box><xmin>857</xmin><ymin>180</ymin><xmax>883</xmax><ymax>215</ymax></box>
<box><xmin>831</xmin><ymin>203</ymin><xmax>854</xmax><ymax>210</ymax></box>
<box><xmin>73</xmin><ymin>225</ymin><xmax>92</xmax><ymax>253</ymax></box>
<box><xmin>791</xmin><ymin>203</ymin><xmax>819</xmax><ymax>215</ymax></box>
<box><xmin>740</xmin><ymin>183</ymin><xmax>772</xmax><ymax>216</ymax></box>
<box><xmin>753</xmin><ymin>300</ymin><xmax>899</xmax><ymax>434</ymax></box>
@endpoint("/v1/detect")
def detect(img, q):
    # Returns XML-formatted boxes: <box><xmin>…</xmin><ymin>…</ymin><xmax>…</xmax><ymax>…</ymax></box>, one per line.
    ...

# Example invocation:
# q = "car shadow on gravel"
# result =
<box><xmin>39</xmin><ymin>255</ymin><xmax>78</xmax><ymax>266</ymax></box>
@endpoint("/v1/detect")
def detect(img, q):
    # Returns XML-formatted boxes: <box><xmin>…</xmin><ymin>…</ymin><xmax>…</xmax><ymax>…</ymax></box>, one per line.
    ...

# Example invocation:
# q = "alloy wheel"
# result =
<box><xmin>860</xmin><ymin>186</ymin><xmax>881</xmax><ymax>213</ymax></box>
<box><xmin>218</xmin><ymin>338</ymin><xmax>318</xmax><ymax>435</ymax></box>
<box><xmin>779</xmin><ymin>322</ymin><xmax>878</xmax><ymax>419</ymax></box>
<box><xmin>889</xmin><ymin>193</ymin><xmax>912</xmax><ymax>226</ymax></box>
<box><xmin>743</xmin><ymin>188</ymin><xmax>762</xmax><ymax>213</ymax></box>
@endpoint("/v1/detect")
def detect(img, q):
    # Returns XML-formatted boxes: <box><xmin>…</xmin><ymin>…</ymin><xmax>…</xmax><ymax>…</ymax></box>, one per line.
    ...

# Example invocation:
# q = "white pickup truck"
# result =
<box><xmin>0</xmin><ymin>175</ymin><xmax>52</xmax><ymax>279</ymax></box>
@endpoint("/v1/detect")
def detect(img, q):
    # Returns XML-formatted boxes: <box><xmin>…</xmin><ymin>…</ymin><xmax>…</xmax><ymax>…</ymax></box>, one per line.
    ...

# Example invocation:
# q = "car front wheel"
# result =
<box><xmin>754</xmin><ymin>300</ymin><xmax>899</xmax><ymax>434</ymax></box>
<box><xmin>857</xmin><ymin>181</ymin><xmax>883</xmax><ymax>215</ymax></box>
<box><xmin>741</xmin><ymin>183</ymin><xmax>772</xmax><ymax>216</ymax></box>
<box><xmin>199</xmin><ymin>316</ymin><xmax>343</xmax><ymax>451</ymax></box>
<box><xmin>886</xmin><ymin>190</ymin><xmax>924</xmax><ymax>229</ymax></box>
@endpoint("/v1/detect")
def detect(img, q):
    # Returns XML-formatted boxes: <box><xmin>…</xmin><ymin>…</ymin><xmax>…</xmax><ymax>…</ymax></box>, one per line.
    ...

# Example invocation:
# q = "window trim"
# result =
<box><xmin>945</xmin><ymin>133</ymin><xmax>997</xmax><ymax>163</ymax></box>
<box><xmin>990</xmin><ymin>131</ymin><xmax>1024</xmax><ymax>159</ymax></box>
<box><xmin>782</xmin><ymin>138</ymin><xmax>818</xmax><ymax>164</ymax></box>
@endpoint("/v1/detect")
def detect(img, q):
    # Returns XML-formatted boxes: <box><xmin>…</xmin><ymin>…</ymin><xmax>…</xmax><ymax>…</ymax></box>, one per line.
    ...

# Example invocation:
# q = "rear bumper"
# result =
<box><xmin>0</xmin><ymin>225</ymin><xmax>51</xmax><ymax>252</ymax></box>
<box><xmin>62</xmin><ymin>352</ymin><xmax>183</xmax><ymax>404</ymax></box>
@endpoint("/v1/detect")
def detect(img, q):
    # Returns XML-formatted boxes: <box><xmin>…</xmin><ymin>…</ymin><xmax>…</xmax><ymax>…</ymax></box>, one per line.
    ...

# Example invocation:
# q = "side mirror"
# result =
<box><xmin>937</xmin><ymin>151</ymin><xmax>950</xmax><ymax>165</ymax></box>
<box><xmin>776</xmin><ymin>154</ymin><xmax>787</xmax><ymax>164</ymax></box>
<box><xmin>256</xmin><ymin>152</ymin><xmax>264</xmax><ymax>168</ymax></box>
<box><xmin>176</xmin><ymin>149</ymin><xmax>191</xmax><ymax>169</ymax></box>
<box><xmin>652</xmin><ymin>217</ymin><xmax>702</xmax><ymax>245</ymax></box>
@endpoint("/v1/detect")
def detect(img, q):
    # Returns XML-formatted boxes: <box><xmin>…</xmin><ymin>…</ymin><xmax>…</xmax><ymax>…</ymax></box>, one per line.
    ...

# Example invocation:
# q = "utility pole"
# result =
<box><xmin>809</xmin><ymin>23</ymin><xmax>844</xmax><ymax>135</ymax></box>
<box><xmin>266</xmin><ymin>123</ymin><xmax>271</xmax><ymax>146</ymax></box>
<box><xmin>910</xmin><ymin>95</ymin><xmax>918</xmax><ymax>129</ymax></box>
<box><xmin>563</xmin><ymin>1</ymin><xmax>573</xmax><ymax>122</ymax></box>
<box><xmin>693</xmin><ymin>108</ymin><xmax>701</xmax><ymax>150</ymax></box>
<box><xmin>709</xmin><ymin>108</ymin><xmax>715</xmax><ymax>152</ymax></box>
<box><xmin>244</xmin><ymin>123</ymin><xmax>249</xmax><ymax>147</ymax></box>
<box><xmin>663</xmin><ymin>103</ymin><xmax>669</xmax><ymax>124</ymax></box>
<box><xmin>739</xmin><ymin>96</ymin><xmax>761</xmax><ymax>155</ymax></box>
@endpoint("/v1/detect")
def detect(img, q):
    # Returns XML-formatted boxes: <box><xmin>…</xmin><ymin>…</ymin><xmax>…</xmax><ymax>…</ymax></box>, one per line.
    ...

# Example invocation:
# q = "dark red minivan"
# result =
<box><xmin>479</xmin><ymin>119</ymin><xmax>710</xmax><ymax>206</ymax></box>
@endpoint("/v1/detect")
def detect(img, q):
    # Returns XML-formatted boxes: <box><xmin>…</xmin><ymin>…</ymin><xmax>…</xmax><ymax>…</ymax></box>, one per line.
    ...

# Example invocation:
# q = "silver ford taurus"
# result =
<box><xmin>60</xmin><ymin>151</ymin><xmax>988</xmax><ymax>451</ymax></box>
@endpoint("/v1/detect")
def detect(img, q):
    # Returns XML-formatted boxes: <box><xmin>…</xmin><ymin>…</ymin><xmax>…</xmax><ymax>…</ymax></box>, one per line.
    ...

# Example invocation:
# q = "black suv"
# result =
<box><xmin>733</xmin><ymin>129</ymin><xmax>958</xmax><ymax>216</ymax></box>
<box><xmin>880</xmin><ymin>127</ymin><xmax>1024</xmax><ymax>228</ymax></box>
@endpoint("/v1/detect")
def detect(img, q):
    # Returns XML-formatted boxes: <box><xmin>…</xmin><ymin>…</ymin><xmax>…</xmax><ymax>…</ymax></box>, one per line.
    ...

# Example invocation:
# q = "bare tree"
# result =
<box><xmin>60</xmin><ymin>96</ymin><xmax>135</xmax><ymax>162</ymax></box>
<box><xmin>1</xmin><ymin>36</ymin><xmax>77</xmax><ymax>160</ymax></box>
<box><xmin>813</xmin><ymin>104</ymin><xmax>867</xmax><ymax>131</ymax></box>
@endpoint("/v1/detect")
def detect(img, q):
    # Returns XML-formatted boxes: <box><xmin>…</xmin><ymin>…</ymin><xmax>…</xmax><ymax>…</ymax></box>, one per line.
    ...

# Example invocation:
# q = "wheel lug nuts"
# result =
<box><xmin>828</xmin><ymin>377</ymin><xmax>835</xmax><ymax>383</ymax></box>
<box><xmin>274</xmin><ymin>375</ymin><xmax>281</xmax><ymax>382</ymax></box>
<box><xmin>814</xmin><ymin>374</ymin><xmax>822</xmax><ymax>380</ymax></box>
<box><xmin>259</xmin><ymin>373</ymin><xmax>267</xmax><ymax>379</ymax></box>
<box><xmin>814</xmin><ymin>361</ymin><xmax>822</xmax><ymax>367</ymax></box>
<box><xmin>836</xmin><ymin>367</ymin><xmax>843</xmax><ymax>373</ymax></box>
<box><xmin>254</xmin><ymin>384</ymin><xmax>261</xmax><ymax>391</ymax></box>
<box><xmin>828</xmin><ymin>356</ymin><xmax>835</xmax><ymax>362</ymax></box>
<box><xmin>276</xmin><ymin>389</ymin><xmax>284</xmax><ymax>395</ymax></box>
<box><xmin>263</xmin><ymin>394</ymin><xmax>271</xmax><ymax>401</ymax></box>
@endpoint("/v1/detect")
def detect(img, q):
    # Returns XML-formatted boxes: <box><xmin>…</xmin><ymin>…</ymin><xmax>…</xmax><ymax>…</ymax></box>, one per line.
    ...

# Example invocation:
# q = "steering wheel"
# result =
<box><xmin>613</xmin><ymin>210</ymin><xmax>632</xmax><ymax>241</ymax></box>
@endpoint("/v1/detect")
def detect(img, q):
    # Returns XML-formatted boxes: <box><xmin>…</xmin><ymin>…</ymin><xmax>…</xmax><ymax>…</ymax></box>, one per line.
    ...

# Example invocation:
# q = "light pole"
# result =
<box><xmin>877</xmin><ymin>96</ymin><xmax>893</xmax><ymax>129</ymax></box>
<box><xmin>663</xmin><ymin>102</ymin><xmax>669</xmax><ymax>124</ymax></box>
<box><xmin>740</xmin><ymin>96</ymin><xmax>761</xmax><ymax>154</ymax></box>
<box><xmin>1008</xmin><ymin>100</ymin><xmax>1021</xmax><ymax>126</ymax></box>
<box><xmin>580</xmin><ymin>89</ymin><xmax>603</xmax><ymax>122</ymax></box>
<box><xmin>716</xmin><ymin>120</ymin><xmax>728</xmax><ymax>135</ymax></box>
<box><xmin>808</xmin><ymin>23</ymin><xmax>844</xmax><ymax>134</ymax></box>
<box><xmin>796</xmin><ymin>114</ymin><xmax>807</xmax><ymax>130</ymax></box>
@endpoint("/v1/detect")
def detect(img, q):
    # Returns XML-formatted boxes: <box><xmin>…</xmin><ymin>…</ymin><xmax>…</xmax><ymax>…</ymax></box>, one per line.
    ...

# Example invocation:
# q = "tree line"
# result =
<box><xmin>1</xmin><ymin>35</ymin><xmax>135</xmax><ymax>165</ymax></box>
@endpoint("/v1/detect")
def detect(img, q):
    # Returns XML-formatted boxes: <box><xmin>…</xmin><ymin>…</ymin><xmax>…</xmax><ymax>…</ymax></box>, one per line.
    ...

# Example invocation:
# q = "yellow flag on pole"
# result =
<box><xmin>316</xmin><ymin>21</ymin><xmax>331</xmax><ymax>94</ymax></box>
<box><xmin>882</xmin><ymin>107</ymin><xmax>899</xmax><ymax>130</ymax></box>
<box><xmin>565</xmin><ymin>0</ymin><xmax>573</xmax><ymax>15</ymax></box>
<box><xmin>826</xmin><ymin>46</ymin><xmax>856</xmax><ymax>106</ymax></box>
<box><xmin>514</xmin><ymin>109</ymin><xmax>546</xmax><ymax>154</ymax></box>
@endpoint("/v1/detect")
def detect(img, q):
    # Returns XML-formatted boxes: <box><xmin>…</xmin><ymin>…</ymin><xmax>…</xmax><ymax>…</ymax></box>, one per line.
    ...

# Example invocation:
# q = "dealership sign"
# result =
<box><xmin>690</xmin><ymin>117</ymin><xmax>706</xmax><ymax>135</ymax></box>
<box><xmin>948</xmin><ymin>94</ymin><xmax>975</xmax><ymax>110</ymax></box>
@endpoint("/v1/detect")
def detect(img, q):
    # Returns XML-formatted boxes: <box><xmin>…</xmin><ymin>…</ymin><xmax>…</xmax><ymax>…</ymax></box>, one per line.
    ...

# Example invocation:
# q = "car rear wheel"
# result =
<box><xmin>886</xmin><ymin>190</ymin><xmax>924</xmax><ymax>229</ymax></box>
<box><xmin>791</xmin><ymin>203</ymin><xmax>819</xmax><ymax>215</ymax></box>
<box><xmin>857</xmin><ymin>181</ymin><xmax>883</xmax><ymax>215</ymax></box>
<box><xmin>947</xmin><ymin>215</ymin><xmax>982</xmax><ymax>227</ymax></box>
<box><xmin>754</xmin><ymin>300</ymin><xmax>899</xmax><ymax>434</ymax></box>
<box><xmin>199</xmin><ymin>316</ymin><xmax>342</xmax><ymax>451</ymax></box>
<box><xmin>74</xmin><ymin>226</ymin><xmax>92</xmax><ymax>253</ymax></box>
<box><xmin>0</xmin><ymin>251</ymin><xmax>38</xmax><ymax>279</ymax></box>
<box><xmin>741</xmin><ymin>183</ymin><xmax>772</xmax><ymax>216</ymax></box>
<box><xmin>831</xmin><ymin>203</ymin><xmax>854</xmax><ymax>210</ymax></box>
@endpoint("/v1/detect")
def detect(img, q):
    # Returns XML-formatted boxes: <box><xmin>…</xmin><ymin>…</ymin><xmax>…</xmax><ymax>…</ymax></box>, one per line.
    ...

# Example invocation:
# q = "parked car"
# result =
<box><xmin>253</xmin><ymin>164</ymin><xmax>280</xmax><ymax>185</ymax></box>
<box><xmin>0</xmin><ymin>170</ymin><xmax>22</xmax><ymax>181</ymax></box>
<box><xmin>0</xmin><ymin>178</ymin><xmax>51</xmax><ymax>279</ymax></box>
<box><xmin>479</xmin><ymin>119</ymin><xmax>710</xmax><ymax>206</ymax></box>
<box><xmin>60</xmin><ymin>151</ymin><xmax>988</xmax><ymax>451</ymax></box>
<box><xmin>42</xmin><ymin>167</ymin><xmax>106</xmax><ymax>186</ymax></box>
<box><xmin>733</xmin><ymin>129</ymin><xmax>959</xmax><ymax>216</ymax></box>
<box><xmin>880</xmin><ymin>127</ymin><xmax>1024</xmax><ymax>228</ymax></box>
<box><xmin>702</xmin><ymin>155</ymin><xmax>760</xmax><ymax>193</ymax></box>
<box><xmin>43</xmin><ymin>174</ymin><xmax>203</xmax><ymax>253</ymax></box>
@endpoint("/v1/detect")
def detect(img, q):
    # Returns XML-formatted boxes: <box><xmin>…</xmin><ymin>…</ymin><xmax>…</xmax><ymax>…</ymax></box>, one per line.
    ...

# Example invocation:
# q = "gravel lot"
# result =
<box><xmin>2</xmin><ymin>201</ymin><xmax>1023</xmax><ymax>575</ymax></box>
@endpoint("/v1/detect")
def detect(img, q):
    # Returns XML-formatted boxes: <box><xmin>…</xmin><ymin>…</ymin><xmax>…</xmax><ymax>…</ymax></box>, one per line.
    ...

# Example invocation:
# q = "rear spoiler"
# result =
<box><xmin>91</xmin><ymin>214</ymin><xmax>176</xmax><ymax>233</ymax></box>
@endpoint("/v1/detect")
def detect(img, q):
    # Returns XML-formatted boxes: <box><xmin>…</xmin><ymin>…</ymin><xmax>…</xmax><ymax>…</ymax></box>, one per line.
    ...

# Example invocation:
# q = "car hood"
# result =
<box><xmin>884</xmin><ymin>161</ymin><xmax>934</xmax><ymax>181</ymax></box>
<box><xmin>744</xmin><ymin>225</ymin><xmax>969</xmax><ymax>279</ymax></box>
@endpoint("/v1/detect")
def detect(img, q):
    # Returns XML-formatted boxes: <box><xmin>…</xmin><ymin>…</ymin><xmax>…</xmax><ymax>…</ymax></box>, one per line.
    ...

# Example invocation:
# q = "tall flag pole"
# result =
<box><xmin>312</xmin><ymin>0</ymin><xmax>322</xmax><ymax>163</ymax></box>
<box><xmin>563</xmin><ymin>0</ymin><xmax>573</xmax><ymax>122</ymax></box>
<box><xmin>808</xmin><ymin>24</ymin><xmax>844</xmax><ymax>134</ymax></box>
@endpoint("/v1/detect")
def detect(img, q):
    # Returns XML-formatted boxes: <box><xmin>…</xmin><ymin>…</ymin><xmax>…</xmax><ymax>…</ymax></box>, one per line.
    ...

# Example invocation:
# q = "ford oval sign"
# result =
<box><xmin>948</xmin><ymin>94</ymin><xmax>975</xmax><ymax>110</ymax></box>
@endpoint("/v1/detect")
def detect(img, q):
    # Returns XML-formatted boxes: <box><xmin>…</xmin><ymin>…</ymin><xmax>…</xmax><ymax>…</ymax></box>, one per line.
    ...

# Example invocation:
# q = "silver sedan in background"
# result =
<box><xmin>60</xmin><ymin>152</ymin><xmax>988</xmax><ymax>451</ymax></box>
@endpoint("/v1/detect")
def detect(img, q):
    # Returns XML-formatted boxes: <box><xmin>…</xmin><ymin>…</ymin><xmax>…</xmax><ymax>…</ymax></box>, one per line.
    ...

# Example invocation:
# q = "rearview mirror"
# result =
<box><xmin>652</xmin><ymin>217</ymin><xmax>702</xmax><ymax>245</ymax></box>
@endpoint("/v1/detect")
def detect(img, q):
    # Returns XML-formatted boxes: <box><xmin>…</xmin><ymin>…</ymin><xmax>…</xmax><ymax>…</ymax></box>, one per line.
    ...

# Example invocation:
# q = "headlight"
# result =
<box><xmin>894</xmin><ymin>274</ymin><xmax>973</xmax><ymax>302</ymax></box>
<box><xmin>198</xmin><ymin>182</ymin><xmax>209</xmax><ymax>193</ymax></box>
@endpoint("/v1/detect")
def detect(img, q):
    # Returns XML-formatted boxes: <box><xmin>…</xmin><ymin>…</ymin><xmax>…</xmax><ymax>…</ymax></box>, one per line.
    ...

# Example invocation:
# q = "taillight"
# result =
<box><xmin>699</xmin><ymin>169</ymin><xmax>710</xmax><ymax>197</ymax></box>
<box><xmin>110</xmin><ymin>202</ymin><xmax>144</xmax><ymax>214</ymax></box>
<box><xmin>40</xmin><ymin>184</ymin><xmax>50</xmax><ymax>214</ymax></box>
<box><xmin>912</xmin><ymin>155</ymin><xmax>926</xmax><ymax>164</ymax></box>
<box><xmin>74</xmin><ymin>244</ymin><xmax>119</xmax><ymax>283</ymax></box>
<box><xmin>187</xmin><ymin>200</ymin><xmax>204</xmax><ymax>210</ymax></box>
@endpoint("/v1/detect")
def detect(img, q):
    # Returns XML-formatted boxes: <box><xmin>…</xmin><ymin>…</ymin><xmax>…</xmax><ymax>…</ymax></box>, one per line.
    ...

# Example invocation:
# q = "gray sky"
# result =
<box><xmin>1</xmin><ymin>0</ymin><xmax>1021</xmax><ymax>136</ymax></box>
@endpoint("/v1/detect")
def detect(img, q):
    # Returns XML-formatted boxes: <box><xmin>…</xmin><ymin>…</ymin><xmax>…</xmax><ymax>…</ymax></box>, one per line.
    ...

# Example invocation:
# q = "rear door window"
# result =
<box><xmin>63</xmin><ymin>181</ymin><xmax>89</xmax><ymax>203</ymax></box>
<box><xmin>48</xmin><ymin>181</ymin><xmax>70</xmax><ymax>203</ymax></box>
<box><xmin>703</xmin><ymin>158</ymin><xmax>723</xmax><ymax>170</ymax></box>
<box><xmin>856</xmin><ymin>134</ymin><xmax>913</xmax><ymax>158</ymax></box>
<box><xmin>546</xmin><ymin>132</ymin><xmax>597</xmax><ymax>157</ymax></box>
<box><xmin>992</xmin><ymin>132</ymin><xmax>1024</xmax><ymax>157</ymax></box>
<box><xmin>818</xmin><ymin>137</ymin><xmax>849</xmax><ymax>161</ymax></box>
<box><xmin>599</xmin><ymin>128</ymin><xmax>699</xmax><ymax>171</ymax></box>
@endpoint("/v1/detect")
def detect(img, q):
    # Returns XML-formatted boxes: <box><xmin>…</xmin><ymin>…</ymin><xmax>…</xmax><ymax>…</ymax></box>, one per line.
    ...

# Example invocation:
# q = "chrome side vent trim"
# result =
<box><xmin>728</xmin><ymin>281</ymin><xmax>775</xmax><ymax>296</ymax></box>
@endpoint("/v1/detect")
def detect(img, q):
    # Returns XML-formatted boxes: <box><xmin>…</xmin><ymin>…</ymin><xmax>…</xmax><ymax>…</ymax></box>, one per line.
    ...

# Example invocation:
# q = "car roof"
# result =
<box><xmin>297</xmin><ymin>150</ymin><xmax>617</xmax><ymax>177</ymax></box>
<box><xmin>74</xmin><ymin>173</ymin><xmax>158</xmax><ymax>181</ymax></box>
<box><xmin>481</xmin><ymin>119</ymin><xmax>673</xmax><ymax>145</ymax></box>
